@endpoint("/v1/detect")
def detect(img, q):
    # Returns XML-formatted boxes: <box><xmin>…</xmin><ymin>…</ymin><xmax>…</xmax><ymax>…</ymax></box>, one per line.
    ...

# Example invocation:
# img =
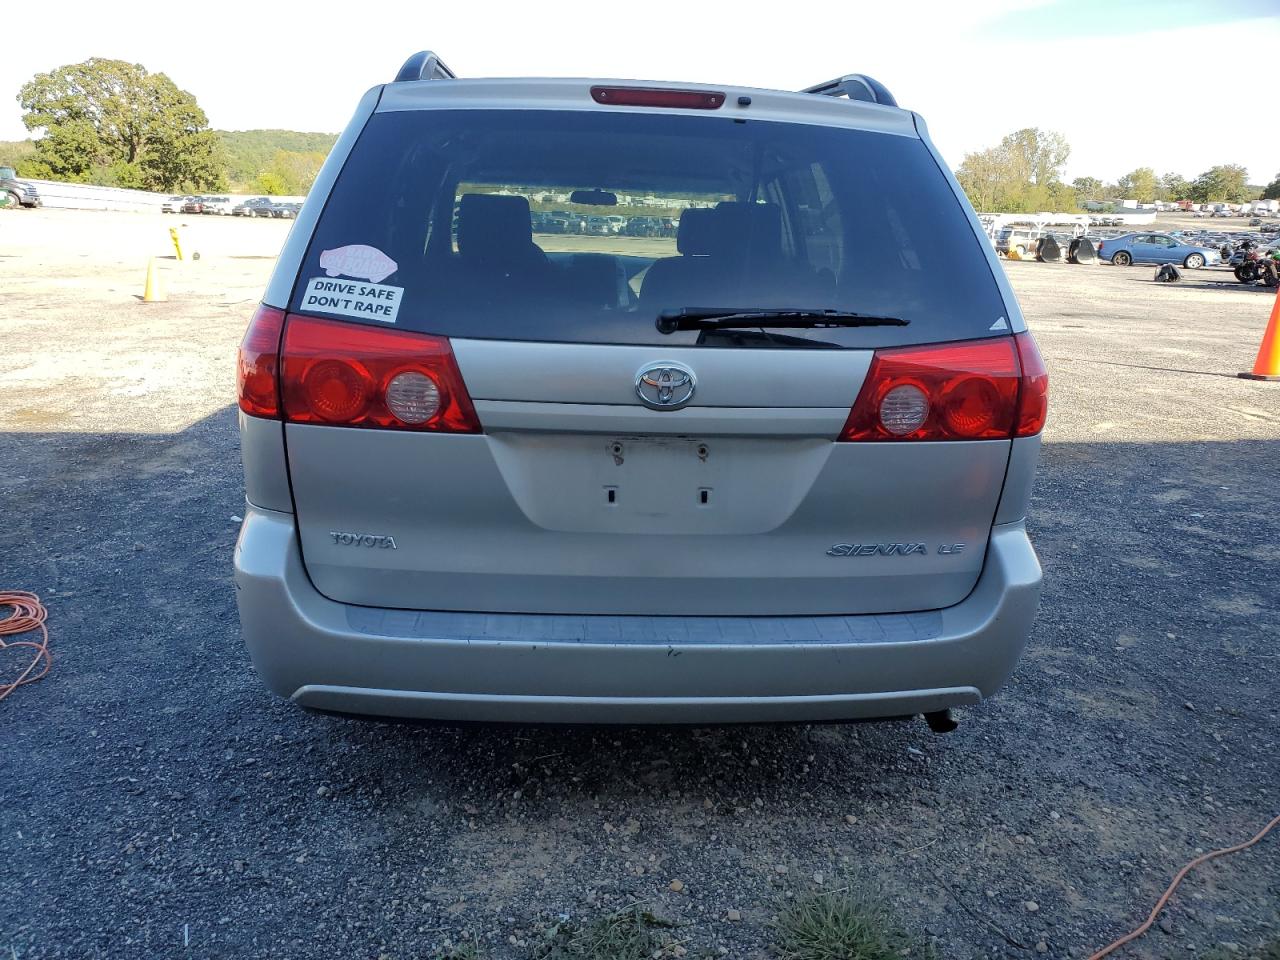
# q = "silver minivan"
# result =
<box><xmin>234</xmin><ymin>53</ymin><xmax>1047</xmax><ymax>728</ymax></box>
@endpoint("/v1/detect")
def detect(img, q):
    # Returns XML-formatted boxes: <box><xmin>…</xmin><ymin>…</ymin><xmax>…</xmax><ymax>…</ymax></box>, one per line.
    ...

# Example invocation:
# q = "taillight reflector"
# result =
<box><xmin>279</xmin><ymin>315</ymin><xmax>480</xmax><ymax>433</ymax></box>
<box><xmin>839</xmin><ymin>334</ymin><xmax>1047</xmax><ymax>442</ymax></box>
<box><xmin>1014</xmin><ymin>332</ymin><xmax>1049</xmax><ymax>436</ymax></box>
<box><xmin>237</xmin><ymin>304</ymin><xmax>285</xmax><ymax>418</ymax></box>
<box><xmin>590</xmin><ymin>86</ymin><xmax>725</xmax><ymax>109</ymax></box>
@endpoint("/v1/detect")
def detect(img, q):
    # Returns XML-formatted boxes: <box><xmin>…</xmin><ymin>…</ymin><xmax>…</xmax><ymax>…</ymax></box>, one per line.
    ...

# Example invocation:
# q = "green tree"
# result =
<box><xmin>1000</xmin><ymin>128</ymin><xmax>1070</xmax><ymax>187</ymax></box>
<box><xmin>18</xmin><ymin>58</ymin><xmax>224</xmax><ymax>191</ymax></box>
<box><xmin>24</xmin><ymin>119</ymin><xmax>101</xmax><ymax>180</ymax></box>
<box><xmin>255</xmin><ymin>171</ymin><xmax>287</xmax><ymax>195</ymax></box>
<box><xmin>219</xmin><ymin>130</ymin><xmax>337</xmax><ymax>190</ymax></box>
<box><xmin>254</xmin><ymin>149</ymin><xmax>325</xmax><ymax>195</ymax></box>
<box><xmin>1189</xmin><ymin>164</ymin><xmax>1251</xmax><ymax>204</ymax></box>
<box><xmin>1262</xmin><ymin>173</ymin><xmax>1280</xmax><ymax>201</ymax></box>
<box><xmin>1159</xmin><ymin>172</ymin><xmax>1192</xmax><ymax>201</ymax></box>
<box><xmin>1115</xmin><ymin>167</ymin><xmax>1158</xmax><ymax>202</ymax></box>
<box><xmin>955</xmin><ymin>128</ymin><xmax>1073</xmax><ymax>213</ymax></box>
<box><xmin>1071</xmin><ymin>176</ymin><xmax>1102</xmax><ymax>197</ymax></box>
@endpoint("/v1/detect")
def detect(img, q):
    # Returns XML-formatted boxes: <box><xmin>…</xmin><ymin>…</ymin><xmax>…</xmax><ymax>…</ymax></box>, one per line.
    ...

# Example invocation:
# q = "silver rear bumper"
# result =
<box><xmin>233</xmin><ymin>506</ymin><xmax>1042</xmax><ymax>724</ymax></box>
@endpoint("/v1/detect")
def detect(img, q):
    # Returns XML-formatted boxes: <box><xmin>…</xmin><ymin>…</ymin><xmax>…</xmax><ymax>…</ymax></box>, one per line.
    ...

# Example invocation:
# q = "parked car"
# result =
<box><xmin>0</xmin><ymin>166</ymin><xmax>41</xmax><ymax>209</ymax></box>
<box><xmin>182</xmin><ymin>197</ymin><xmax>209</xmax><ymax>214</ymax></box>
<box><xmin>996</xmin><ymin>227</ymin><xmax>1044</xmax><ymax>257</ymax></box>
<box><xmin>233</xmin><ymin>53</ymin><xmax>1047</xmax><ymax>728</ymax></box>
<box><xmin>235</xmin><ymin>197</ymin><xmax>277</xmax><ymax>218</ymax></box>
<box><xmin>624</xmin><ymin>216</ymin><xmax>661</xmax><ymax>237</ymax></box>
<box><xmin>270</xmin><ymin>202</ymin><xmax>301</xmax><ymax>219</ymax></box>
<box><xmin>1097</xmin><ymin>232</ymin><xmax>1221</xmax><ymax>268</ymax></box>
<box><xmin>202</xmin><ymin>196</ymin><xmax>236</xmax><ymax>215</ymax></box>
<box><xmin>162</xmin><ymin>195</ymin><xmax>191</xmax><ymax>214</ymax></box>
<box><xmin>550</xmin><ymin>209</ymin><xmax>583</xmax><ymax>233</ymax></box>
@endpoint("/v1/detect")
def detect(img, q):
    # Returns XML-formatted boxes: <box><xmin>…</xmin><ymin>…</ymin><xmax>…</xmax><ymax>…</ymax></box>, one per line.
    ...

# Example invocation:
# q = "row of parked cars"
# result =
<box><xmin>994</xmin><ymin>224</ymin><xmax>1225</xmax><ymax>268</ymax></box>
<box><xmin>162</xmin><ymin>195</ymin><xmax>302</xmax><ymax>219</ymax></box>
<box><xmin>529</xmin><ymin>211</ymin><xmax>680</xmax><ymax>237</ymax></box>
<box><xmin>1192</xmin><ymin>210</ymin><xmax>1280</xmax><ymax>222</ymax></box>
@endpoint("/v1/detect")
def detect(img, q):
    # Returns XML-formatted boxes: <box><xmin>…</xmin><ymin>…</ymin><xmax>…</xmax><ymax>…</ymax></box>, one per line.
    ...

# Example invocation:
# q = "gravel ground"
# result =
<box><xmin>1</xmin><ymin>209</ymin><xmax>1277</xmax><ymax>960</ymax></box>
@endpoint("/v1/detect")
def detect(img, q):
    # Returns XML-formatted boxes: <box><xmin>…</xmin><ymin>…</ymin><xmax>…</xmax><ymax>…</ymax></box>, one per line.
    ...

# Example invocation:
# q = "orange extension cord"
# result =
<box><xmin>1087</xmin><ymin>812</ymin><xmax>1280</xmax><ymax>959</ymax></box>
<box><xmin>0</xmin><ymin>591</ymin><xmax>50</xmax><ymax>702</ymax></box>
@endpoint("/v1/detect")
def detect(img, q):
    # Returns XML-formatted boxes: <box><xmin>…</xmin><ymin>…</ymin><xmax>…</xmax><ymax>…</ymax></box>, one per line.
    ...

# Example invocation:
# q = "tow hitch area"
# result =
<box><xmin>924</xmin><ymin>709</ymin><xmax>958</xmax><ymax>734</ymax></box>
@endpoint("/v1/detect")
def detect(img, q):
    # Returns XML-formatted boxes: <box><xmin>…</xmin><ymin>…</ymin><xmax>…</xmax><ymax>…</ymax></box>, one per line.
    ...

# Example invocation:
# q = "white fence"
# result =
<box><xmin>27</xmin><ymin>179</ymin><xmax>170</xmax><ymax>212</ymax></box>
<box><xmin>23</xmin><ymin>179</ymin><xmax>306</xmax><ymax>212</ymax></box>
<box><xmin>977</xmin><ymin>210</ymin><xmax>1158</xmax><ymax>239</ymax></box>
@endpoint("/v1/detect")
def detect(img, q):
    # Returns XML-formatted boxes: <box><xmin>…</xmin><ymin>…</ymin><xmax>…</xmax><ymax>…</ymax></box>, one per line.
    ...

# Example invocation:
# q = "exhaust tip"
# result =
<box><xmin>923</xmin><ymin>709</ymin><xmax>958</xmax><ymax>734</ymax></box>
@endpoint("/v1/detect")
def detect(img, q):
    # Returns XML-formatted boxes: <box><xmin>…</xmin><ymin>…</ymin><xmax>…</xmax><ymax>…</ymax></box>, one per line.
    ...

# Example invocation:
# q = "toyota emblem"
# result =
<box><xmin>635</xmin><ymin>362</ymin><xmax>696</xmax><ymax>410</ymax></box>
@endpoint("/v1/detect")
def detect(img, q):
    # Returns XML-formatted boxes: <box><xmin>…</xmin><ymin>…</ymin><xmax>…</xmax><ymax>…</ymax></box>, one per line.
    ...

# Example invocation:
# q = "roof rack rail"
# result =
<box><xmin>802</xmin><ymin>75</ymin><xmax>898</xmax><ymax>108</ymax></box>
<box><xmin>394</xmin><ymin>51</ymin><xmax>456</xmax><ymax>83</ymax></box>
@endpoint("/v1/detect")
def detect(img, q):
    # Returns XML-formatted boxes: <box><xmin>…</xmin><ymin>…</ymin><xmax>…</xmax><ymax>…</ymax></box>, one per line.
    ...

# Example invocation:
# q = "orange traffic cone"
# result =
<box><xmin>1239</xmin><ymin>285</ymin><xmax>1280</xmax><ymax>381</ymax></box>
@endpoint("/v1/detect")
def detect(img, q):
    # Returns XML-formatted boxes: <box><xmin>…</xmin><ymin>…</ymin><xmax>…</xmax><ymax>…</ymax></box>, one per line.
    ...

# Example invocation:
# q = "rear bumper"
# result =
<box><xmin>233</xmin><ymin>507</ymin><xmax>1042</xmax><ymax>724</ymax></box>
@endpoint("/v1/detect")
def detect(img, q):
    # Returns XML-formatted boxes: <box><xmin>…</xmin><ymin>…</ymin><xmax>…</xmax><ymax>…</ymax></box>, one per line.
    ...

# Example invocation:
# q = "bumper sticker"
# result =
<box><xmin>319</xmin><ymin>244</ymin><xmax>398</xmax><ymax>283</ymax></box>
<box><xmin>301</xmin><ymin>277</ymin><xmax>403</xmax><ymax>324</ymax></box>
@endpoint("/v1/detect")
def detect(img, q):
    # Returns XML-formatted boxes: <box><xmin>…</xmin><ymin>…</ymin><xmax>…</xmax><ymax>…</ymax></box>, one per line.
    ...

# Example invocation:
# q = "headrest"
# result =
<box><xmin>676</xmin><ymin>208</ymin><xmax>716</xmax><ymax>255</ymax></box>
<box><xmin>717</xmin><ymin>201</ymin><xmax>782</xmax><ymax>256</ymax></box>
<box><xmin>457</xmin><ymin>194</ymin><xmax>533</xmax><ymax>259</ymax></box>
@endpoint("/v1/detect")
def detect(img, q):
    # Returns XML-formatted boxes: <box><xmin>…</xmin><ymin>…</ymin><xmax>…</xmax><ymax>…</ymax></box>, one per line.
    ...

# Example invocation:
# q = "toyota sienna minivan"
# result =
<box><xmin>234</xmin><ymin>53</ymin><xmax>1047</xmax><ymax>729</ymax></box>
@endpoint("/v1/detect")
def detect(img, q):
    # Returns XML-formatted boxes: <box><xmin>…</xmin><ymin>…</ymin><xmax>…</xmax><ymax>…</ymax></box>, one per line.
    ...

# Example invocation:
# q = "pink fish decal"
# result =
<box><xmin>319</xmin><ymin>245</ymin><xmax>398</xmax><ymax>283</ymax></box>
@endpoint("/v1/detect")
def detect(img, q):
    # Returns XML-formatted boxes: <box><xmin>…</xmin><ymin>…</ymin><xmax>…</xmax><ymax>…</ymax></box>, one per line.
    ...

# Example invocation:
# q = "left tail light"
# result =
<box><xmin>236</xmin><ymin>307</ymin><xmax>481</xmax><ymax>433</ymax></box>
<box><xmin>236</xmin><ymin>304</ymin><xmax>285</xmax><ymax>418</ymax></box>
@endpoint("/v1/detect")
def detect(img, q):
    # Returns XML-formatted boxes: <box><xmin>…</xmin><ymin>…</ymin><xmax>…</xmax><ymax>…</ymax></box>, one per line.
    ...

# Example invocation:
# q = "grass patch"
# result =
<box><xmin>535</xmin><ymin>903</ymin><xmax>681</xmax><ymax>960</ymax></box>
<box><xmin>772</xmin><ymin>890</ymin><xmax>937</xmax><ymax>960</ymax></box>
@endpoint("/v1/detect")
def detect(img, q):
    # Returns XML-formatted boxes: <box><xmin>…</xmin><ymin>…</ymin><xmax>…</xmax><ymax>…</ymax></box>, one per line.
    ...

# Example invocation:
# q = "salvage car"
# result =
<box><xmin>1097</xmin><ymin>232</ymin><xmax>1221</xmax><ymax>268</ymax></box>
<box><xmin>234</xmin><ymin>53</ymin><xmax>1048</xmax><ymax>728</ymax></box>
<box><xmin>1</xmin><ymin>166</ymin><xmax>42</xmax><ymax>209</ymax></box>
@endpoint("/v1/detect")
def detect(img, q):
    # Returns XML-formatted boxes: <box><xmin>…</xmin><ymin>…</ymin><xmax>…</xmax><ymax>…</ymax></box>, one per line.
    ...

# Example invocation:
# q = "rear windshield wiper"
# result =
<box><xmin>657</xmin><ymin>307</ymin><xmax>908</xmax><ymax>335</ymax></box>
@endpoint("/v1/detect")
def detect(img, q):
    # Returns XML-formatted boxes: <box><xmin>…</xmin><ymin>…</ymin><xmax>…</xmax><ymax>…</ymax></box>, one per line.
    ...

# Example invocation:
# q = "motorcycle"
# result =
<box><xmin>1231</xmin><ymin>241</ymin><xmax>1278</xmax><ymax>285</ymax></box>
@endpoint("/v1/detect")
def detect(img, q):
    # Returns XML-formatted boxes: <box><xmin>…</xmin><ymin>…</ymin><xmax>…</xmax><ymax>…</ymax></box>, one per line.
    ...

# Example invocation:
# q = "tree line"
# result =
<box><xmin>5</xmin><ymin>58</ymin><xmax>335</xmax><ymax>195</ymax></box>
<box><xmin>954</xmin><ymin>127</ymin><xmax>1274</xmax><ymax>213</ymax></box>
<box><xmin>7</xmin><ymin>59</ymin><xmax>1278</xmax><ymax>207</ymax></box>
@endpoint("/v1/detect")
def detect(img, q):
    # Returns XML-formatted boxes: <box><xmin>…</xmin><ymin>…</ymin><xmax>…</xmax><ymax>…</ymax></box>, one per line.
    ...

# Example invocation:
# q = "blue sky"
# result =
<box><xmin>4</xmin><ymin>0</ymin><xmax>1276</xmax><ymax>184</ymax></box>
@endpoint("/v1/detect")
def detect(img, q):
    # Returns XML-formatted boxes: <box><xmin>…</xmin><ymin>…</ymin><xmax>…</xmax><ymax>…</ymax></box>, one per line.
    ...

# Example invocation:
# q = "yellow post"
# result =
<box><xmin>169</xmin><ymin>226</ymin><xmax>184</xmax><ymax>261</ymax></box>
<box><xmin>142</xmin><ymin>257</ymin><xmax>167</xmax><ymax>302</ymax></box>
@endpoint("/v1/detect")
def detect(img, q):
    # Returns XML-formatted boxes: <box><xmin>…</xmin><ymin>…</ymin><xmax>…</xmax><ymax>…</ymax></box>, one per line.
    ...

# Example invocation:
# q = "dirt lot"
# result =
<box><xmin>1</xmin><ymin>208</ymin><xmax>1278</xmax><ymax>959</ymax></box>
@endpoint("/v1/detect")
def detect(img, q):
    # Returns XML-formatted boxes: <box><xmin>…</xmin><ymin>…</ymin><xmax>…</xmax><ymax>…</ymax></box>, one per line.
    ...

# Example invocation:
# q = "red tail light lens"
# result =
<box><xmin>839</xmin><ymin>334</ymin><xmax>1047</xmax><ymax>441</ymax></box>
<box><xmin>279</xmin><ymin>315</ymin><xmax>480</xmax><ymax>432</ymax></box>
<box><xmin>590</xmin><ymin>86</ymin><xmax>725</xmax><ymax>109</ymax></box>
<box><xmin>237</xmin><ymin>305</ymin><xmax>286</xmax><ymax>418</ymax></box>
<box><xmin>1014</xmin><ymin>332</ymin><xmax>1049</xmax><ymax>436</ymax></box>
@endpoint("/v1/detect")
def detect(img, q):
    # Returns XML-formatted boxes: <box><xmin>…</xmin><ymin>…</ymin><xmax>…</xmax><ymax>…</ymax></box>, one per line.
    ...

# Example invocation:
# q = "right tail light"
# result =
<box><xmin>839</xmin><ymin>333</ymin><xmax>1047</xmax><ymax>442</ymax></box>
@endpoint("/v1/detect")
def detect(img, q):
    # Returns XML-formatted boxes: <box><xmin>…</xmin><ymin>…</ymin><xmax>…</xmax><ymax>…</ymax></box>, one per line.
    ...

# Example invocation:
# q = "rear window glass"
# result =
<box><xmin>294</xmin><ymin>109</ymin><xmax>1007</xmax><ymax>348</ymax></box>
